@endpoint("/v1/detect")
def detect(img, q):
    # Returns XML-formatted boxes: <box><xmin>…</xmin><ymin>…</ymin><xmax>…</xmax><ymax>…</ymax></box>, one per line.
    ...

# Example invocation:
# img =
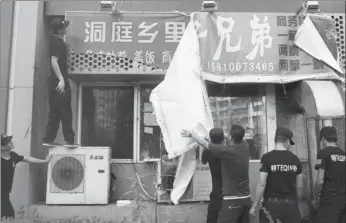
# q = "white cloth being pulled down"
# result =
<box><xmin>150</xmin><ymin>16</ymin><xmax>213</xmax><ymax>204</ymax></box>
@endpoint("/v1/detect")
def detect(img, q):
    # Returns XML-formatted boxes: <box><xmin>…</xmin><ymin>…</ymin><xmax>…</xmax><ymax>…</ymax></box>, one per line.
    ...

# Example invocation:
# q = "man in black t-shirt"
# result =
<box><xmin>202</xmin><ymin>128</ymin><xmax>223</xmax><ymax>223</ymax></box>
<box><xmin>42</xmin><ymin>18</ymin><xmax>76</xmax><ymax>147</ymax></box>
<box><xmin>249</xmin><ymin>127</ymin><xmax>304</xmax><ymax>223</ymax></box>
<box><xmin>313</xmin><ymin>126</ymin><xmax>345</xmax><ymax>223</ymax></box>
<box><xmin>1</xmin><ymin>134</ymin><xmax>50</xmax><ymax>219</ymax></box>
<box><xmin>182</xmin><ymin>125</ymin><xmax>251</xmax><ymax>223</ymax></box>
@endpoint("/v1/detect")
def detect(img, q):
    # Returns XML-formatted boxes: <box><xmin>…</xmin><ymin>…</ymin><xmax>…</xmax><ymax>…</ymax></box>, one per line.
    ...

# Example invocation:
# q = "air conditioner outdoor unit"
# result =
<box><xmin>46</xmin><ymin>146</ymin><xmax>111</xmax><ymax>205</ymax></box>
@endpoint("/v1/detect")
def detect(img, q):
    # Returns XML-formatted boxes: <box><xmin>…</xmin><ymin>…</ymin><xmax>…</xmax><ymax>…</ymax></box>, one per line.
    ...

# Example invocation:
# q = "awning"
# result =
<box><xmin>300</xmin><ymin>80</ymin><xmax>345</xmax><ymax>118</ymax></box>
<box><xmin>201</xmin><ymin>71</ymin><xmax>344</xmax><ymax>84</ymax></box>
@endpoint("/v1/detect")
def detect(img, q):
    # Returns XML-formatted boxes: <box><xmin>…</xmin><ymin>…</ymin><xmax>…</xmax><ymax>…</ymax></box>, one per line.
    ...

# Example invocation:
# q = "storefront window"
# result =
<box><xmin>207</xmin><ymin>84</ymin><xmax>267</xmax><ymax>160</ymax></box>
<box><xmin>139</xmin><ymin>85</ymin><xmax>162</xmax><ymax>160</ymax></box>
<box><xmin>80</xmin><ymin>83</ymin><xmax>268</xmax><ymax>161</ymax></box>
<box><xmin>81</xmin><ymin>86</ymin><xmax>134</xmax><ymax>159</ymax></box>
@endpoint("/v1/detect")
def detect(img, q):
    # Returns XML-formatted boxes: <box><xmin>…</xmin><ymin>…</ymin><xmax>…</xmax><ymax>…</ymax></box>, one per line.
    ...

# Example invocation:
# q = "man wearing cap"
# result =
<box><xmin>182</xmin><ymin>124</ymin><xmax>251</xmax><ymax>223</ymax></box>
<box><xmin>1</xmin><ymin>134</ymin><xmax>51</xmax><ymax>219</ymax></box>
<box><xmin>312</xmin><ymin>126</ymin><xmax>345</xmax><ymax>223</ymax></box>
<box><xmin>42</xmin><ymin>18</ymin><xmax>76</xmax><ymax>147</ymax></box>
<box><xmin>201</xmin><ymin>128</ymin><xmax>223</xmax><ymax>223</ymax></box>
<box><xmin>249</xmin><ymin>127</ymin><xmax>304</xmax><ymax>223</ymax></box>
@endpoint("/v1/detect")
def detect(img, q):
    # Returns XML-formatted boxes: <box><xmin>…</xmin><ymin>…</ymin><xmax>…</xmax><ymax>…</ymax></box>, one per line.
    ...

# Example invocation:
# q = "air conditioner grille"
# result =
<box><xmin>50</xmin><ymin>155</ymin><xmax>85</xmax><ymax>193</ymax></box>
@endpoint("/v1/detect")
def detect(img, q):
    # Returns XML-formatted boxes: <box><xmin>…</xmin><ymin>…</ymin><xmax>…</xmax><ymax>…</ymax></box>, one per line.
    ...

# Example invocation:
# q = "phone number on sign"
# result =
<box><xmin>207</xmin><ymin>61</ymin><xmax>274</xmax><ymax>72</ymax></box>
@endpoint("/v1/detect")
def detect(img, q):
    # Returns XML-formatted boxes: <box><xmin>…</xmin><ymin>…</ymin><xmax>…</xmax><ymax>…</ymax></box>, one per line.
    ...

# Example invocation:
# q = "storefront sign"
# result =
<box><xmin>66</xmin><ymin>11</ymin><xmax>341</xmax><ymax>77</ymax></box>
<box><xmin>65</xmin><ymin>11</ymin><xmax>189</xmax><ymax>69</ymax></box>
<box><xmin>194</xmin><ymin>12</ymin><xmax>334</xmax><ymax>75</ymax></box>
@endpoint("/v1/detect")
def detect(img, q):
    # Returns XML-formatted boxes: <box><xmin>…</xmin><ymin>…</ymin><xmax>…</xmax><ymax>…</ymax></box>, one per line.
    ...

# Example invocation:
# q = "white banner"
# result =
<box><xmin>150</xmin><ymin>17</ymin><xmax>214</xmax><ymax>204</ymax></box>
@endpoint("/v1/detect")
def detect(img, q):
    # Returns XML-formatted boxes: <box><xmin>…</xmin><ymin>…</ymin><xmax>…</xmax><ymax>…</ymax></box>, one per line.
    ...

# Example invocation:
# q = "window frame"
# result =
<box><xmin>77</xmin><ymin>81</ymin><xmax>161</xmax><ymax>163</ymax></box>
<box><xmin>206</xmin><ymin>83</ymin><xmax>276</xmax><ymax>161</ymax></box>
<box><xmin>77</xmin><ymin>82</ymin><xmax>276</xmax><ymax>163</ymax></box>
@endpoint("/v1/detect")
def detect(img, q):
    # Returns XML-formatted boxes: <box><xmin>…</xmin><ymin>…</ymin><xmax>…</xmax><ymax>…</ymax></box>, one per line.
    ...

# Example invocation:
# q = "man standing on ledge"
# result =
<box><xmin>43</xmin><ymin>18</ymin><xmax>77</xmax><ymax>147</ymax></box>
<box><xmin>249</xmin><ymin>127</ymin><xmax>304</xmax><ymax>223</ymax></box>
<box><xmin>182</xmin><ymin>124</ymin><xmax>251</xmax><ymax>223</ymax></box>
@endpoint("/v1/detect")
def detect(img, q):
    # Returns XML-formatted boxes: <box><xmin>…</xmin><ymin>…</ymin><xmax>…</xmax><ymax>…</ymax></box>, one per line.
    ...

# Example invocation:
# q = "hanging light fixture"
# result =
<box><xmin>99</xmin><ymin>1</ymin><xmax>119</xmax><ymax>14</ymax></box>
<box><xmin>304</xmin><ymin>0</ymin><xmax>320</xmax><ymax>12</ymax></box>
<box><xmin>202</xmin><ymin>0</ymin><xmax>218</xmax><ymax>12</ymax></box>
<box><xmin>297</xmin><ymin>0</ymin><xmax>320</xmax><ymax>15</ymax></box>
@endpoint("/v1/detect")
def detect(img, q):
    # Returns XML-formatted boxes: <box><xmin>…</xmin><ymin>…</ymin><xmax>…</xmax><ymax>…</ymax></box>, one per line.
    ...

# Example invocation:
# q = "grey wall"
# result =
<box><xmin>30</xmin><ymin>1</ymin><xmax>51</xmax><ymax>204</ymax></box>
<box><xmin>45</xmin><ymin>0</ymin><xmax>345</xmax><ymax>15</ymax></box>
<box><xmin>0</xmin><ymin>1</ymin><xmax>14</xmax><ymax>134</ymax></box>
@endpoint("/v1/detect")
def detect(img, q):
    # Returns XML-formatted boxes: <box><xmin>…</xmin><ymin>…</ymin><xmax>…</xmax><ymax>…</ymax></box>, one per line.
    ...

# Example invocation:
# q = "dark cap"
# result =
<box><xmin>50</xmin><ymin>18</ymin><xmax>70</xmax><ymax>31</ymax></box>
<box><xmin>320</xmin><ymin>126</ymin><xmax>338</xmax><ymax>141</ymax></box>
<box><xmin>275</xmin><ymin>127</ymin><xmax>295</xmax><ymax>145</ymax></box>
<box><xmin>209</xmin><ymin>128</ymin><xmax>224</xmax><ymax>144</ymax></box>
<box><xmin>1</xmin><ymin>134</ymin><xmax>13</xmax><ymax>146</ymax></box>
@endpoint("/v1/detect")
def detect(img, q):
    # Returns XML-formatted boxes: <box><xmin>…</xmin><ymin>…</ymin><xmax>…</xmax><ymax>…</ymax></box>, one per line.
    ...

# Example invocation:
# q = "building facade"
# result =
<box><xmin>0</xmin><ymin>1</ymin><xmax>345</xmax><ymax>222</ymax></box>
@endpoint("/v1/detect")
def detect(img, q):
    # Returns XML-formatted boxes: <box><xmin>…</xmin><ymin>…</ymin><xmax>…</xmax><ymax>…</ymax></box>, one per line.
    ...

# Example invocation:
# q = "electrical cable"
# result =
<box><xmin>131</xmin><ymin>162</ymin><xmax>157</xmax><ymax>201</ymax></box>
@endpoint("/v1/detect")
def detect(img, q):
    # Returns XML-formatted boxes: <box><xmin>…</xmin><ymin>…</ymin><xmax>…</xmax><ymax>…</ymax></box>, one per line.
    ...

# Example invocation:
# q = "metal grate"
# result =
<box><xmin>330</xmin><ymin>14</ymin><xmax>346</xmax><ymax>73</ymax></box>
<box><xmin>50</xmin><ymin>154</ymin><xmax>85</xmax><ymax>193</ymax></box>
<box><xmin>68</xmin><ymin>53</ymin><xmax>165</xmax><ymax>74</ymax></box>
<box><xmin>68</xmin><ymin>13</ymin><xmax>345</xmax><ymax>74</ymax></box>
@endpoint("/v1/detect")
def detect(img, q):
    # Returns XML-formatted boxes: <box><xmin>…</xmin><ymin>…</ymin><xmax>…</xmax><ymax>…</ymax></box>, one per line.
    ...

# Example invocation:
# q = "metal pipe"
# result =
<box><xmin>306</xmin><ymin>115</ymin><xmax>345</xmax><ymax>120</ymax></box>
<box><xmin>303</xmin><ymin>109</ymin><xmax>315</xmax><ymax>202</ymax></box>
<box><xmin>77</xmin><ymin>84</ymin><xmax>83</xmax><ymax>144</ymax></box>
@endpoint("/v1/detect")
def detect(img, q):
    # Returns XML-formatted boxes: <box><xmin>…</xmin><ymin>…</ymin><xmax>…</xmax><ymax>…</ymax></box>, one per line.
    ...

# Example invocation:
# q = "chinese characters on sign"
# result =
<box><xmin>83</xmin><ymin>20</ymin><xmax>186</xmax><ymax>44</ymax></box>
<box><xmin>245</xmin><ymin>15</ymin><xmax>273</xmax><ymax>61</ymax></box>
<box><xmin>84</xmin><ymin>22</ymin><xmax>106</xmax><ymax>43</ymax></box>
<box><xmin>204</xmin><ymin>14</ymin><xmax>275</xmax><ymax>73</ymax></box>
<box><xmin>197</xmin><ymin>13</ymin><xmax>277</xmax><ymax>74</ymax></box>
<box><xmin>278</xmin><ymin>44</ymin><xmax>301</xmax><ymax>71</ymax></box>
<box><xmin>67</xmin><ymin>12</ymin><xmax>332</xmax><ymax>74</ymax></box>
<box><xmin>276</xmin><ymin>15</ymin><xmax>303</xmax><ymax>27</ymax></box>
<box><xmin>195</xmin><ymin>13</ymin><xmax>331</xmax><ymax>75</ymax></box>
<box><xmin>213</xmin><ymin>16</ymin><xmax>242</xmax><ymax>61</ymax></box>
<box><xmin>83</xmin><ymin>49</ymin><xmax>173</xmax><ymax>66</ymax></box>
<box><xmin>67</xmin><ymin>12</ymin><xmax>189</xmax><ymax>69</ymax></box>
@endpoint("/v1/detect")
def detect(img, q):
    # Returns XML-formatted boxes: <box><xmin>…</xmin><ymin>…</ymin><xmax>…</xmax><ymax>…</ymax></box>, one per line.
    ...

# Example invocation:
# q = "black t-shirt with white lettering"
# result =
<box><xmin>1</xmin><ymin>152</ymin><xmax>24</xmax><ymax>195</ymax></box>
<box><xmin>260</xmin><ymin>150</ymin><xmax>302</xmax><ymax>200</ymax></box>
<box><xmin>317</xmin><ymin>146</ymin><xmax>345</xmax><ymax>201</ymax></box>
<box><xmin>50</xmin><ymin>35</ymin><xmax>68</xmax><ymax>81</ymax></box>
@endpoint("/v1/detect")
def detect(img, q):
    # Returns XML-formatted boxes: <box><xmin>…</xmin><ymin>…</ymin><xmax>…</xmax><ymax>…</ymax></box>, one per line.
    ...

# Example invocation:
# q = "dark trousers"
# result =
<box><xmin>259</xmin><ymin>198</ymin><xmax>301</xmax><ymax>223</ymax></box>
<box><xmin>217</xmin><ymin>197</ymin><xmax>252</xmax><ymax>223</ymax></box>
<box><xmin>1</xmin><ymin>194</ymin><xmax>15</xmax><ymax>219</ymax></box>
<box><xmin>207</xmin><ymin>192</ymin><xmax>223</xmax><ymax>223</ymax></box>
<box><xmin>316</xmin><ymin>195</ymin><xmax>345</xmax><ymax>223</ymax></box>
<box><xmin>43</xmin><ymin>78</ymin><xmax>74</xmax><ymax>144</ymax></box>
